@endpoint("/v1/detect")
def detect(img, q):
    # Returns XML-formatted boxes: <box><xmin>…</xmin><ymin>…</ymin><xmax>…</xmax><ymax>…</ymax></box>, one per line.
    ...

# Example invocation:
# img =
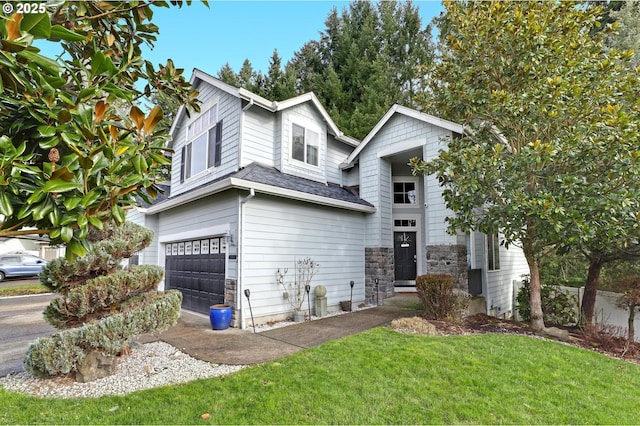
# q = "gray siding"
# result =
<box><xmin>326</xmin><ymin>135</ymin><xmax>352</xmax><ymax>185</ymax></box>
<box><xmin>156</xmin><ymin>191</ymin><xmax>239</xmax><ymax>283</ymax></box>
<box><xmin>242</xmin><ymin>107</ymin><xmax>276</xmax><ymax>167</ymax></box>
<box><xmin>279</xmin><ymin>104</ymin><xmax>327</xmax><ymax>183</ymax></box>
<box><xmin>359</xmin><ymin>114</ymin><xmax>452</xmax><ymax>248</ymax></box>
<box><xmin>485</xmin><ymin>238</ymin><xmax>529</xmax><ymax>317</ymax></box>
<box><xmin>125</xmin><ymin>208</ymin><xmax>159</xmax><ymax>267</ymax></box>
<box><xmin>171</xmin><ymin>83</ymin><xmax>242</xmax><ymax>196</ymax></box>
<box><xmin>241</xmin><ymin>195</ymin><xmax>366</xmax><ymax>322</ymax></box>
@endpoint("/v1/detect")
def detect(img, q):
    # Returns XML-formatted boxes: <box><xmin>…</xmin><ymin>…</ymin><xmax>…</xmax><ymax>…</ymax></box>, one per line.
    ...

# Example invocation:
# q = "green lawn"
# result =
<box><xmin>2</xmin><ymin>328</ymin><xmax>639</xmax><ymax>424</ymax></box>
<box><xmin>0</xmin><ymin>284</ymin><xmax>49</xmax><ymax>297</ymax></box>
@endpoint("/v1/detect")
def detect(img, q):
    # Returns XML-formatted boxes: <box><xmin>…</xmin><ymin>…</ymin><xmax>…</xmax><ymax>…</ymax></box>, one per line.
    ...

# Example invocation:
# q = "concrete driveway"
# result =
<box><xmin>0</xmin><ymin>294</ymin><xmax>55</xmax><ymax>376</ymax></box>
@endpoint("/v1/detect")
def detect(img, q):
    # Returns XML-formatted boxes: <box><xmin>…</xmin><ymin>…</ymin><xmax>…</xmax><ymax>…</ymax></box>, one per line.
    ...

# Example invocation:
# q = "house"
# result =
<box><xmin>130</xmin><ymin>69</ymin><xmax>529</xmax><ymax>328</ymax></box>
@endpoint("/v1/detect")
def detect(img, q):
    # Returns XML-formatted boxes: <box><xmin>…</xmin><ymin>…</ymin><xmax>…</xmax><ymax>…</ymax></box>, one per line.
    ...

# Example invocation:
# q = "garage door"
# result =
<box><xmin>165</xmin><ymin>237</ymin><xmax>226</xmax><ymax>314</ymax></box>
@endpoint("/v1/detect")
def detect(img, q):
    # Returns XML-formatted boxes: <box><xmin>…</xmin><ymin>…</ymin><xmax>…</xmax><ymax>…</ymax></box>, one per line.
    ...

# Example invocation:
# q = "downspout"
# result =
<box><xmin>238</xmin><ymin>187</ymin><xmax>255</xmax><ymax>329</ymax></box>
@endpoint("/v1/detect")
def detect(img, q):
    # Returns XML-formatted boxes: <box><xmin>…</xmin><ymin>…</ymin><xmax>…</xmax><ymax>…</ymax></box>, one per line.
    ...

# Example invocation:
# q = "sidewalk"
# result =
<box><xmin>141</xmin><ymin>294</ymin><xmax>421</xmax><ymax>365</ymax></box>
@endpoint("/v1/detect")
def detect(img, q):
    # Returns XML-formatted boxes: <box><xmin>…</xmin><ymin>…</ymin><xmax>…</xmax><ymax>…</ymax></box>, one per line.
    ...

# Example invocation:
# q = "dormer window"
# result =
<box><xmin>181</xmin><ymin>104</ymin><xmax>223</xmax><ymax>182</ymax></box>
<box><xmin>292</xmin><ymin>123</ymin><xmax>319</xmax><ymax>166</ymax></box>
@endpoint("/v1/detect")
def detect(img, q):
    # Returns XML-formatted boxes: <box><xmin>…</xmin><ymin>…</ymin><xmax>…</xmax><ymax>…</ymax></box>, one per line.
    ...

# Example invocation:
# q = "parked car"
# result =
<box><xmin>0</xmin><ymin>254</ymin><xmax>48</xmax><ymax>281</ymax></box>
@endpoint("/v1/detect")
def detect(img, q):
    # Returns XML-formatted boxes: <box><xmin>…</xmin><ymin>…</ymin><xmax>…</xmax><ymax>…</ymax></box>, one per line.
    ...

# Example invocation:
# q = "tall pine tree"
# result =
<box><xmin>218</xmin><ymin>0</ymin><xmax>434</xmax><ymax>139</ymax></box>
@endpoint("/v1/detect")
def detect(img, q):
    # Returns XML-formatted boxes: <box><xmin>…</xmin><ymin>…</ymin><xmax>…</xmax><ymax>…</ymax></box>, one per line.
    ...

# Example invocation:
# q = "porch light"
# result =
<box><xmin>224</xmin><ymin>231</ymin><xmax>233</xmax><ymax>245</ymax></box>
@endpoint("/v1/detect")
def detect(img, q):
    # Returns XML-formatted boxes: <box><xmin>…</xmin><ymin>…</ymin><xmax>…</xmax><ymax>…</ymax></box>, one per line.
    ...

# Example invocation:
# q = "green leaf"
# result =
<box><xmin>49</xmin><ymin>25</ymin><xmax>86</xmax><ymax>42</ymax></box>
<box><xmin>16</xmin><ymin>50</ymin><xmax>60</xmax><ymax>75</ymax></box>
<box><xmin>48</xmin><ymin>207</ymin><xmax>61</xmax><ymax>226</ymax></box>
<box><xmin>20</xmin><ymin>14</ymin><xmax>51</xmax><ymax>39</ymax></box>
<box><xmin>88</xmin><ymin>216</ymin><xmax>103</xmax><ymax>229</ymax></box>
<box><xmin>62</xmin><ymin>197</ymin><xmax>81</xmax><ymax>211</ymax></box>
<box><xmin>51</xmin><ymin>167</ymin><xmax>74</xmax><ymax>181</ymax></box>
<box><xmin>80</xmin><ymin>190</ymin><xmax>101</xmax><ymax>207</ymax></box>
<box><xmin>77</xmin><ymin>214</ymin><xmax>88</xmax><ymax>229</ymax></box>
<box><xmin>37</xmin><ymin>125</ymin><xmax>56</xmax><ymax>137</ymax></box>
<box><xmin>42</xmin><ymin>179</ymin><xmax>81</xmax><ymax>193</ymax></box>
<box><xmin>38</xmin><ymin>136</ymin><xmax>58</xmax><ymax>150</ymax></box>
<box><xmin>27</xmin><ymin>190</ymin><xmax>45</xmax><ymax>204</ymax></box>
<box><xmin>66</xmin><ymin>239</ymin><xmax>87</xmax><ymax>259</ymax></box>
<box><xmin>60</xmin><ymin>225</ymin><xmax>73</xmax><ymax>242</ymax></box>
<box><xmin>0</xmin><ymin>192</ymin><xmax>13</xmax><ymax>216</ymax></box>
<box><xmin>78</xmin><ymin>156</ymin><xmax>94</xmax><ymax>170</ymax></box>
<box><xmin>112</xmin><ymin>204</ymin><xmax>125</xmax><ymax>224</ymax></box>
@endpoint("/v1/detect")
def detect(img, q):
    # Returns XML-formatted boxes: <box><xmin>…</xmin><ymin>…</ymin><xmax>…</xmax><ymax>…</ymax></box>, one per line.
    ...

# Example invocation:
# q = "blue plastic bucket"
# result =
<box><xmin>209</xmin><ymin>304</ymin><xmax>232</xmax><ymax>330</ymax></box>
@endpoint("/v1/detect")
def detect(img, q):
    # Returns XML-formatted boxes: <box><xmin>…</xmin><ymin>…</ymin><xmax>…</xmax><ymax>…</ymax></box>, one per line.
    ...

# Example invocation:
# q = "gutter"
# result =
<box><xmin>145</xmin><ymin>177</ymin><xmax>376</xmax><ymax>215</ymax></box>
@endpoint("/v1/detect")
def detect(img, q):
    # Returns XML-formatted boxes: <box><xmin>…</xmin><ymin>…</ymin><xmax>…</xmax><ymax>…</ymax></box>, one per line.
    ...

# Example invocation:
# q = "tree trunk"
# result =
<box><xmin>628</xmin><ymin>305</ymin><xmax>636</xmax><ymax>343</ymax></box>
<box><xmin>582</xmin><ymin>258</ymin><xmax>604</xmax><ymax>325</ymax></box>
<box><xmin>527</xmin><ymin>258</ymin><xmax>545</xmax><ymax>332</ymax></box>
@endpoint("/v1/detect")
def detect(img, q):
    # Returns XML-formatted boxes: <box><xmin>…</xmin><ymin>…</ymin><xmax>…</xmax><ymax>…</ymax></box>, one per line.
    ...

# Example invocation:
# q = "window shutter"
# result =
<box><xmin>214</xmin><ymin>119</ymin><xmax>223</xmax><ymax>167</ymax></box>
<box><xmin>180</xmin><ymin>146</ymin><xmax>185</xmax><ymax>183</ymax></box>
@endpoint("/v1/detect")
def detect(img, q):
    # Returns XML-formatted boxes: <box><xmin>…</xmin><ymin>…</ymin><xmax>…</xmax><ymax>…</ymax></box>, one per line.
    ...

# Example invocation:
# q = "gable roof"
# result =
<box><xmin>342</xmin><ymin>104</ymin><xmax>463</xmax><ymax>167</ymax></box>
<box><xmin>170</xmin><ymin>69</ymin><xmax>359</xmax><ymax>147</ymax></box>
<box><xmin>145</xmin><ymin>162</ymin><xmax>375</xmax><ymax>215</ymax></box>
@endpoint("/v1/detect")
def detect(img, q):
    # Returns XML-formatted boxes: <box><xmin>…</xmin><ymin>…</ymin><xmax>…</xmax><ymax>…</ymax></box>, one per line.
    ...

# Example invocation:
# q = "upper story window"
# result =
<box><xmin>488</xmin><ymin>233</ymin><xmax>501</xmax><ymax>271</ymax></box>
<box><xmin>292</xmin><ymin>123</ymin><xmax>319</xmax><ymax>167</ymax></box>
<box><xmin>394</xmin><ymin>182</ymin><xmax>417</xmax><ymax>205</ymax></box>
<box><xmin>180</xmin><ymin>104</ymin><xmax>223</xmax><ymax>182</ymax></box>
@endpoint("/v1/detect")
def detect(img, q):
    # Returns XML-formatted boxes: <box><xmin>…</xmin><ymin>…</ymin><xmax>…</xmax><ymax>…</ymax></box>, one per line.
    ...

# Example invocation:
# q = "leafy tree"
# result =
<box><xmin>605</xmin><ymin>0</ymin><xmax>640</xmax><ymax>68</ymax></box>
<box><xmin>557</xmin><ymin>0</ymin><xmax>640</xmax><ymax>324</ymax></box>
<box><xmin>412</xmin><ymin>1</ymin><xmax>640</xmax><ymax>332</ymax></box>
<box><xmin>0</xmin><ymin>1</ymin><xmax>201</xmax><ymax>258</ymax></box>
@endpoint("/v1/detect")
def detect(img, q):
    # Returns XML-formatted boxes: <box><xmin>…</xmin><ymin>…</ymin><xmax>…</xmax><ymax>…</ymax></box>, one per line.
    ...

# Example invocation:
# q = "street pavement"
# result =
<box><xmin>0</xmin><ymin>293</ymin><xmax>55</xmax><ymax>376</ymax></box>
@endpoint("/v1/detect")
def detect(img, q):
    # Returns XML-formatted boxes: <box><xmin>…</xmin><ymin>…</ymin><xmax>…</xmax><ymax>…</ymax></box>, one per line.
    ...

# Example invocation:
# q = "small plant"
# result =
<box><xmin>516</xmin><ymin>275</ymin><xmax>578</xmax><ymax>325</ymax></box>
<box><xmin>277</xmin><ymin>257</ymin><xmax>319</xmax><ymax>311</ymax></box>
<box><xmin>416</xmin><ymin>274</ymin><xmax>470</xmax><ymax>323</ymax></box>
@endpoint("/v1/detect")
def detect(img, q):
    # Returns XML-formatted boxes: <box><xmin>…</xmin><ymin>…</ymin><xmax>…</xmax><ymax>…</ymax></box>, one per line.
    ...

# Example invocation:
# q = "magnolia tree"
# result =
<box><xmin>412</xmin><ymin>1</ymin><xmax>640</xmax><ymax>332</ymax></box>
<box><xmin>0</xmin><ymin>1</ymin><xmax>201</xmax><ymax>258</ymax></box>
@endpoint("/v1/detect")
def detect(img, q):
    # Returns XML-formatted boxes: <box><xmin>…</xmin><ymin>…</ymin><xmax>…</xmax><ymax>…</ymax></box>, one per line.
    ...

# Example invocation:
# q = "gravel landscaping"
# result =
<box><xmin>0</xmin><ymin>342</ymin><xmax>246</xmax><ymax>399</ymax></box>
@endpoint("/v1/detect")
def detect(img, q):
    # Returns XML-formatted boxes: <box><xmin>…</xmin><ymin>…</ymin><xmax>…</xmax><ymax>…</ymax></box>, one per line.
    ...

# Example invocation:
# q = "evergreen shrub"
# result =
<box><xmin>25</xmin><ymin>222</ymin><xmax>181</xmax><ymax>378</ymax></box>
<box><xmin>516</xmin><ymin>275</ymin><xmax>578</xmax><ymax>325</ymax></box>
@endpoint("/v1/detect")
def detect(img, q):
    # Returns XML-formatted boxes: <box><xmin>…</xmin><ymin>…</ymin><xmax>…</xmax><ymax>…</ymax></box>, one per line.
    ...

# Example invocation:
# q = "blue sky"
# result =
<box><xmin>142</xmin><ymin>1</ymin><xmax>444</xmax><ymax>78</ymax></box>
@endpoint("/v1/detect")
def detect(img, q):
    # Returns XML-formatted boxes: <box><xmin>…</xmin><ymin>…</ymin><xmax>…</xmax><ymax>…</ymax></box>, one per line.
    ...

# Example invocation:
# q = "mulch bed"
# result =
<box><xmin>425</xmin><ymin>314</ymin><xmax>640</xmax><ymax>364</ymax></box>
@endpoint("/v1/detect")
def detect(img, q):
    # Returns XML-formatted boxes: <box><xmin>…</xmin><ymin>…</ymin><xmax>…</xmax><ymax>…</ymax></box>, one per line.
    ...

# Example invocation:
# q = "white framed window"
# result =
<box><xmin>291</xmin><ymin>123</ymin><xmax>319</xmax><ymax>166</ymax></box>
<box><xmin>488</xmin><ymin>233</ymin><xmax>501</xmax><ymax>271</ymax></box>
<box><xmin>393</xmin><ymin>181</ymin><xmax>417</xmax><ymax>205</ymax></box>
<box><xmin>181</xmin><ymin>103</ymin><xmax>223</xmax><ymax>182</ymax></box>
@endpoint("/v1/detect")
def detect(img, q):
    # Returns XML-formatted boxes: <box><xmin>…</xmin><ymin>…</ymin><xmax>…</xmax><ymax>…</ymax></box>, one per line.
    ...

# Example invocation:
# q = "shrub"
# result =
<box><xmin>25</xmin><ymin>290</ymin><xmax>182</xmax><ymax>377</ymax></box>
<box><xmin>416</xmin><ymin>274</ymin><xmax>470</xmax><ymax>322</ymax></box>
<box><xmin>26</xmin><ymin>221</ymin><xmax>180</xmax><ymax>379</ymax></box>
<box><xmin>516</xmin><ymin>275</ymin><xmax>578</xmax><ymax>325</ymax></box>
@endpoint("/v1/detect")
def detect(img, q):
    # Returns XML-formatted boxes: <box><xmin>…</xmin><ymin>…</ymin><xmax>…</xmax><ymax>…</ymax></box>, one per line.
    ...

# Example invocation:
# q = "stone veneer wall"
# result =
<box><xmin>365</xmin><ymin>247</ymin><xmax>394</xmax><ymax>305</ymax></box>
<box><xmin>225</xmin><ymin>278</ymin><xmax>238</xmax><ymax>326</ymax></box>
<box><xmin>426</xmin><ymin>244</ymin><xmax>468</xmax><ymax>291</ymax></box>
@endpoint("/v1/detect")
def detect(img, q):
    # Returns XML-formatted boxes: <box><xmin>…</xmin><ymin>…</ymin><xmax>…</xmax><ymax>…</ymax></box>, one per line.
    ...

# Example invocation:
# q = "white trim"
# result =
<box><xmin>391</xmin><ymin>176</ymin><xmax>419</xmax><ymax>209</ymax></box>
<box><xmin>172</xmin><ymin>69</ymin><xmax>360</xmax><ymax>148</ymax></box>
<box><xmin>343</xmin><ymin>104</ymin><xmax>463</xmax><ymax>167</ymax></box>
<box><xmin>146</xmin><ymin>178</ymin><xmax>233</xmax><ymax>214</ymax></box>
<box><xmin>145</xmin><ymin>176</ymin><xmax>376</xmax><ymax>215</ymax></box>
<box><xmin>289</xmin><ymin>117</ymin><xmax>322</xmax><ymax>170</ymax></box>
<box><xmin>229</xmin><ymin>178</ymin><xmax>377</xmax><ymax>213</ymax></box>
<box><xmin>158</xmin><ymin>224</ymin><xmax>229</xmax><ymax>244</ymax></box>
<box><xmin>377</xmin><ymin>139</ymin><xmax>426</xmax><ymax>158</ymax></box>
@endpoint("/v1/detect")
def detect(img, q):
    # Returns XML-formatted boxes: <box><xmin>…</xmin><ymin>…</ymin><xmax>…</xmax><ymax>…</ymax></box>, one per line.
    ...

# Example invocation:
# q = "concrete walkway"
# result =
<box><xmin>141</xmin><ymin>297</ymin><xmax>420</xmax><ymax>365</ymax></box>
